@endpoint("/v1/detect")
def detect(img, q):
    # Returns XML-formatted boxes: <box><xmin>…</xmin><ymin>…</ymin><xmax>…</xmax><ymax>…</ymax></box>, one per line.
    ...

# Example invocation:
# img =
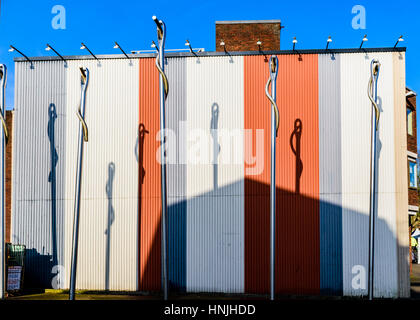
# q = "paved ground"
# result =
<box><xmin>411</xmin><ymin>263</ymin><xmax>420</xmax><ymax>298</ymax></box>
<box><xmin>5</xmin><ymin>264</ymin><xmax>420</xmax><ymax>300</ymax></box>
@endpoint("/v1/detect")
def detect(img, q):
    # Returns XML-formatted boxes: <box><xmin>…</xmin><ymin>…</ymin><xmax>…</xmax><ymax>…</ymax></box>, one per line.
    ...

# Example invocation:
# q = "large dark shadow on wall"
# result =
<box><xmin>138</xmin><ymin>176</ymin><xmax>407</xmax><ymax>297</ymax></box>
<box><xmin>105</xmin><ymin>162</ymin><xmax>115</xmax><ymax>290</ymax></box>
<box><xmin>47</xmin><ymin>103</ymin><xmax>58</xmax><ymax>269</ymax></box>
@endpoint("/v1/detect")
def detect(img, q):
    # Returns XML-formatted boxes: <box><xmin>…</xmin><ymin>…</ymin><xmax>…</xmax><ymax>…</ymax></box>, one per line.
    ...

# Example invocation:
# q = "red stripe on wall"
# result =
<box><xmin>138</xmin><ymin>58</ymin><xmax>161</xmax><ymax>291</ymax></box>
<box><xmin>244</xmin><ymin>55</ymin><xmax>320</xmax><ymax>295</ymax></box>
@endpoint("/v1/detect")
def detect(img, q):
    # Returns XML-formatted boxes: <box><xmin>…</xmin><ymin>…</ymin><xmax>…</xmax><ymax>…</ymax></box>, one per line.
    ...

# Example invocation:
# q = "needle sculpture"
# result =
<box><xmin>265</xmin><ymin>56</ymin><xmax>279</xmax><ymax>301</ymax></box>
<box><xmin>69</xmin><ymin>67</ymin><xmax>89</xmax><ymax>300</ymax></box>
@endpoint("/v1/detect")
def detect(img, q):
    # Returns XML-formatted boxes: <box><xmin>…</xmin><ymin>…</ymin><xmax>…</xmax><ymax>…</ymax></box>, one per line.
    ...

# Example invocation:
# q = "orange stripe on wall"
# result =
<box><xmin>244</xmin><ymin>54</ymin><xmax>320</xmax><ymax>294</ymax></box>
<box><xmin>138</xmin><ymin>58</ymin><xmax>161</xmax><ymax>291</ymax></box>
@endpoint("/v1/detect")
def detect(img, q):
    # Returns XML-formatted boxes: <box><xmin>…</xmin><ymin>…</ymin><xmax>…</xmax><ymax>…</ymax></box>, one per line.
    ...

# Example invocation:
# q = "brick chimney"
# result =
<box><xmin>215</xmin><ymin>20</ymin><xmax>281</xmax><ymax>52</ymax></box>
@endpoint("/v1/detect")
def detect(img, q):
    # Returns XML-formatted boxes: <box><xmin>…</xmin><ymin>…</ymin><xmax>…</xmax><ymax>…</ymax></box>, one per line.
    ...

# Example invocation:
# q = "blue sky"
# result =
<box><xmin>1</xmin><ymin>0</ymin><xmax>419</xmax><ymax>133</ymax></box>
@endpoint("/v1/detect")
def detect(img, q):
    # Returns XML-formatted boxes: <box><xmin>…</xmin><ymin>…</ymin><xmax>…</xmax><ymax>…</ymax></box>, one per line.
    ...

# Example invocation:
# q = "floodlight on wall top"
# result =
<box><xmin>80</xmin><ymin>42</ymin><xmax>99</xmax><ymax>61</ymax></box>
<box><xmin>292</xmin><ymin>37</ymin><xmax>297</xmax><ymax>51</ymax></box>
<box><xmin>359</xmin><ymin>34</ymin><xmax>368</xmax><ymax>49</ymax></box>
<box><xmin>394</xmin><ymin>35</ymin><xmax>404</xmax><ymax>48</ymax></box>
<box><xmin>326</xmin><ymin>36</ymin><xmax>332</xmax><ymax>50</ymax></box>
<box><xmin>8</xmin><ymin>45</ymin><xmax>33</xmax><ymax>68</ymax></box>
<box><xmin>113</xmin><ymin>41</ymin><xmax>130</xmax><ymax>60</ymax></box>
<box><xmin>257</xmin><ymin>40</ymin><xmax>262</xmax><ymax>51</ymax></box>
<box><xmin>45</xmin><ymin>43</ymin><xmax>67</xmax><ymax>64</ymax></box>
<box><xmin>151</xmin><ymin>40</ymin><xmax>159</xmax><ymax>53</ymax></box>
<box><xmin>220</xmin><ymin>40</ymin><xmax>227</xmax><ymax>52</ymax></box>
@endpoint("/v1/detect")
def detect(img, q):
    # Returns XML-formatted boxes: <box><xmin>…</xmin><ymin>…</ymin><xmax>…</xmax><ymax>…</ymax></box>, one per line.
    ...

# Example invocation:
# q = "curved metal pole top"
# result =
<box><xmin>269</xmin><ymin>55</ymin><xmax>279</xmax><ymax>80</ymax></box>
<box><xmin>80</xmin><ymin>67</ymin><xmax>89</xmax><ymax>86</ymax></box>
<box><xmin>0</xmin><ymin>64</ymin><xmax>6</xmax><ymax>92</ymax></box>
<box><xmin>265</xmin><ymin>55</ymin><xmax>280</xmax><ymax>136</ymax></box>
<box><xmin>153</xmin><ymin>16</ymin><xmax>166</xmax><ymax>46</ymax></box>
<box><xmin>77</xmin><ymin>67</ymin><xmax>89</xmax><ymax>142</ymax></box>
<box><xmin>368</xmin><ymin>59</ymin><xmax>381</xmax><ymax>128</ymax></box>
<box><xmin>0</xmin><ymin>65</ymin><xmax>8</xmax><ymax>144</ymax></box>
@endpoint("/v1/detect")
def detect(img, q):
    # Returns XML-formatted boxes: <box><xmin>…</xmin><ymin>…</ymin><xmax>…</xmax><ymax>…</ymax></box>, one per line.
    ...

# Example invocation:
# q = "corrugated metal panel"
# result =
<box><xmin>392</xmin><ymin>52</ymin><xmax>410</xmax><ymax>297</ymax></box>
<box><xmin>186</xmin><ymin>56</ymin><xmax>244</xmax><ymax>293</ymax></box>
<box><xmin>12</xmin><ymin>61</ymin><xmax>67</xmax><ymax>288</ymax></box>
<box><xmin>138</xmin><ymin>58</ymin><xmax>161</xmax><ymax>291</ymax></box>
<box><xmin>166</xmin><ymin>58</ymin><xmax>187</xmax><ymax>291</ymax></box>
<box><xmin>318</xmin><ymin>54</ymin><xmax>342</xmax><ymax>295</ymax></box>
<box><xmin>340</xmin><ymin>53</ymin><xmax>398</xmax><ymax>297</ymax></box>
<box><xmin>63</xmin><ymin>59</ymin><xmax>139</xmax><ymax>290</ymax></box>
<box><xmin>244</xmin><ymin>54</ymin><xmax>320</xmax><ymax>295</ymax></box>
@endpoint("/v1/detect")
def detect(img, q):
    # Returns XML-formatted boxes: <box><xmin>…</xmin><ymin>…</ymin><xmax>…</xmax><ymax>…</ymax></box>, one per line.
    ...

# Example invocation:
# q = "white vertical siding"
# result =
<box><xmin>63</xmin><ymin>59</ymin><xmax>139</xmax><ymax>290</ymax></box>
<box><xmin>341</xmin><ymin>53</ymin><xmax>398</xmax><ymax>297</ymax></box>
<box><xmin>12</xmin><ymin>60</ymin><xmax>67</xmax><ymax>288</ymax></box>
<box><xmin>186</xmin><ymin>56</ymin><xmax>245</xmax><ymax>293</ymax></box>
<box><xmin>393</xmin><ymin>52</ymin><xmax>410</xmax><ymax>297</ymax></box>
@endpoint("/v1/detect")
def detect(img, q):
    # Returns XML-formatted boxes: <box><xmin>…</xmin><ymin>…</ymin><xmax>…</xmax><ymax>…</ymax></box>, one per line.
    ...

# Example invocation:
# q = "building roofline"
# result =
<box><xmin>215</xmin><ymin>20</ymin><xmax>281</xmax><ymax>24</ymax></box>
<box><xmin>13</xmin><ymin>47</ymin><xmax>406</xmax><ymax>62</ymax></box>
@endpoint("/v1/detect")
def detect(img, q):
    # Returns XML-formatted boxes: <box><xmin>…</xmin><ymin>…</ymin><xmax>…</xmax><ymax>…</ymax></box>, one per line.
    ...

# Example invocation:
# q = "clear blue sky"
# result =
<box><xmin>1</xmin><ymin>0</ymin><xmax>419</xmax><ymax>137</ymax></box>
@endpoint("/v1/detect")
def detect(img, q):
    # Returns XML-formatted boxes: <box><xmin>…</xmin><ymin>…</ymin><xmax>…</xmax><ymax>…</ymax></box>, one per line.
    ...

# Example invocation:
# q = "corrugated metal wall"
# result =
<box><xmin>63</xmin><ymin>59</ymin><xmax>139</xmax><ymax>290</ymax></box>
<box><xmin>244</xmin><ymin>54</ymin><xmax>320</xmax><ymax>295</ymax></box>
<box><xmin>340</xmin><ymin>53</ymin><xmax>398</xmax><ymax>297</ymax></box>
<box><xmin>138</xmin><ymin>57</ymin><xmax>160</xmax><ymax>291</ymax></box>
<box><xmin>12</xmin><ymin>61</ymin><xmax>67</xmax><ymax>288</ymax></box>
<box><xmin>11</xmin><ymin>51</ymin><xmax>409</xmax><ymax>297</ymax></box>
<box><xmin>186</xmin><ymin>56</ymin><xmax>245</xmax><ymax>293</ymax></box>
<box><xmin>318</xmin><ymin>53</ymin><xmax>343</xmax><ymax>295</ymax></box>
<box><xmin>393</xmin><ymin>52</ymin><xmax>410</xmax><ymax>298</ymax></box>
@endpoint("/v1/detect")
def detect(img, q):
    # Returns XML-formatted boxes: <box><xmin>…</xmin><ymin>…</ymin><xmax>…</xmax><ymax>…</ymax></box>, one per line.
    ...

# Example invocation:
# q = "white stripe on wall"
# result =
<box><xmin>63</xmin><ymin>59</ymin><xmax>139</xmax><ymax>290</ymax></box>
<box><xmin>341</xmin><ymin>53</ymin><xmax>398</xmax><ymax>297</ymax></box>
<box><xmin>186</xmin><ymin>56</ymin><xmax>245</xmax><ymax>293</ymax></box>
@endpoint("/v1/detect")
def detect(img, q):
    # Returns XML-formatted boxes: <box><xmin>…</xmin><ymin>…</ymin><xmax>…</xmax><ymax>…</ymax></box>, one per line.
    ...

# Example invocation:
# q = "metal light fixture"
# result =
<box><xmin>185</xmin><ymin>39</ymin><xmax>193</xmax><ymax>53</ymax></box>
<box><xmin>360</xmin><ymin>34</ymin><xmax>368</xmax><ymax>49</ymax></box>
<box><xmin>80</xmin><ymin>42</ymin><xmax>99</xmax><ymax>61</ymax></box>
<box><xmin>326</xmin><ymin>36</ymin><xmax>332</xmax><ymax>50</ymax></box>
<box><xmin>45</xmin><ymin>44</ymin><xmax>66</xmax><ymax>63</ymax></box>
<box><xmin>8</xmin><ymin>45</ymin><xmax>33</xmax><ymax>67</ymax></box>
<box><xmin>257</xmin><ymin>40</ymin><xmax>262</xmax><ymax>51</ymax></box>
<box><xmin>292</xmin><ymin>37</ymin><xmax>297</xmax><ymax>51</ymax></box>
<box><xmin>113</xmin><ymin>41</ymin><xmax>130</xmax><ymax>59</ymax></box>
<box><xmin>220</xmin><ymin>40</ymin><xmax>227</xmax><ymax>52</ymax></box>
<box><xmin>394</xmin><ymin>35</ymin><xmax>404</xmax><ymax>48</ymax></box>
<box><xmin>151</xmin><ymin>40</ymin><xmax>159</xmax><ymax>53</ymax></box>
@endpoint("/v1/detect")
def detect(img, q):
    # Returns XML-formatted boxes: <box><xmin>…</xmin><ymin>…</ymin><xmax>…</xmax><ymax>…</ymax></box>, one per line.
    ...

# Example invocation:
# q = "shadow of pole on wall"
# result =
<box><xmin>105</xmin><ymin>162</ymin><xmax>115</xmax><ymax>291</ymax></box>
<box><xmin>137</xmin><ymin>123</ymin><xmax>149</xmax><ymax>289</ymax></box>
<box><xmin>290</xmin><ymin>119</ymin><xmax>303</xmax><ymax>194</ymax></box>
<box><xmin>47</xmin><ymin>103</ymin><xmax>58</xmax><ymax>268</ymax></box>
<box><xmin>210</xmin><ymin>103</ymin><xmax>220</xmax><ymax>191</ymax></box>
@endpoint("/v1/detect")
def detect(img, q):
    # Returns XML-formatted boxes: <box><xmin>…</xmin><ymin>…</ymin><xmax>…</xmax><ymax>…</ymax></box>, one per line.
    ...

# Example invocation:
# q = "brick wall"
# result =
<box><xmin>407</xmin><ymin>93</ymin><xmax>417</xmax><ymax>153</ymax></box>
<box><xmin>215</xmin><ymin>20</ymin><xmax>281</xmax><ymax>52</ymax></box>
<box><xmin>5</xmin><ymin>110</ymin><xmax>12</xmax><ymax>243</ymax></box>
<box><xmin>406</xmin><ymin>90</ymin><xmax>418</xmax><ymax>207</ymax></box>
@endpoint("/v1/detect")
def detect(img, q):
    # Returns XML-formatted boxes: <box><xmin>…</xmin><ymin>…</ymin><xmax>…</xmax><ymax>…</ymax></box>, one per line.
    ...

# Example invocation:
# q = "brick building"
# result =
<box><xmin>406</xmin><ymin>87</ymin><xmax>418</xmax><ymax>216</ymax></box>
<box><xmin>215</xmin><ymin>20</ymin><xmax>281</xmax><ymax>52</ymax></box>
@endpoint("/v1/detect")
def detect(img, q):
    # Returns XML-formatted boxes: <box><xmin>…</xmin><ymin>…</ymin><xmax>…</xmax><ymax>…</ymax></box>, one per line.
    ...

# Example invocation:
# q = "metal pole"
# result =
<box><xmin>69</xmin><ymin>67</ymin><xmax>89</xmax><ymax>300</ymax></box>
<box><xmin>0</xmin><ymin>65</ymin><xmax>7</xmax><ymax>300</ymax></box>
<box><xmin>265</xmin><ymin>56</ymin><xmax>279</xmax><ymax>301</ymax></box>
<box><xmin>153</xmin><ymin>15</ymin><xmax>169</xmax><ymax>301</ymax></box>
<box><xmin>367</xmin><ymin>59</ymin><xmax>380</xmax><ymax>301</ymax></box>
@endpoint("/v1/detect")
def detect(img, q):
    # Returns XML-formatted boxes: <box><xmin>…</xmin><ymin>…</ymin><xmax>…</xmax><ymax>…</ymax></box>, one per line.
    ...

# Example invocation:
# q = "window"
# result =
<box><xmin>409</xmin><ymin>160</ymin><xmax>418</xmax><ymax>188</ymax></box>
<box><xmin>407</xmin><ymin>108</ymin><xmax>414</xmax><ymax>136</ymax></box>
